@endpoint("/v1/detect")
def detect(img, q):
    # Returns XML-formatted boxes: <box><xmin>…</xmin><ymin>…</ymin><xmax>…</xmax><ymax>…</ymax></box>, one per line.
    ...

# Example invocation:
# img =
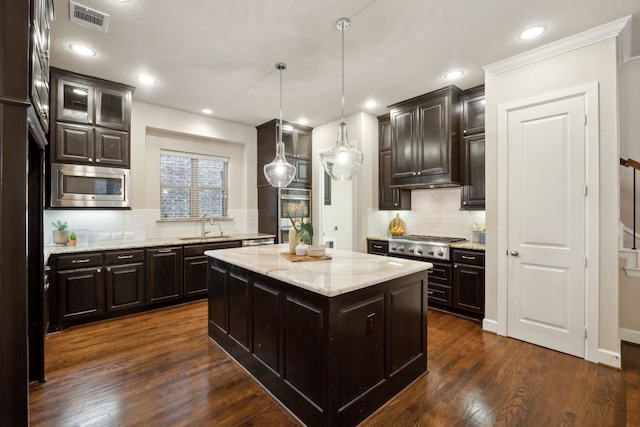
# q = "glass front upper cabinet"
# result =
<box><xmin>56</xmin><ymin>78</ymin><xmax>94</xmax><ymax>124</ymax></box>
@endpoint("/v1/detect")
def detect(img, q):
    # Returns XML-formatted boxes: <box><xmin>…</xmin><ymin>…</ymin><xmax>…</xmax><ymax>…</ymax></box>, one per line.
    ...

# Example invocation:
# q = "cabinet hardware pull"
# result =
<box><xmin>107</xmin><ymin>267</ymin><xmax>111</xmax><ymax>272</ymax></box>
<box><xmin>454</xmin><ymin>264</ymin><xmax>458</xmax><ymax>268</ymax></box>
<box><xmin>461</xmin><ymin>255</ymin><xmax>476</xmax><ymax>260</ymax></box>
<box><xmin>117</xmin><ymin>255</ymin><xmax>133</xmax><ymax>259</ymax></box>
<box><xmin>427</xmin><ymin>290</ymin><xmax>434</xmax><ymax>295</ymax></box>
<box><xmin>373</xmin><ymin>245</ymin><xmax>383</xmax><ymax>249</ymax></box>
<box><xmin>96</xmin><ymin>268</ymin><xmax>102</xmax><ymax>273</ymax></box>
<box><xmin>72</xmin><ymin>259</ymin><xmax>90</xmax><ymax>264</ymax></box>
<box><xmin>158</xmin><ymin>249</ymin><xmax>173</xmax><ymax>253</ymax></box>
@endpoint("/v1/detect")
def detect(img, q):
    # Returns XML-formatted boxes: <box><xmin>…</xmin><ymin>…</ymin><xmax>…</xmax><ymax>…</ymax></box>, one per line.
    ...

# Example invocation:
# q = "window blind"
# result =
<box><xmin>160</xmin><ymin>150</ymin><xmax>229</xmax><ymax>219</ymax></box>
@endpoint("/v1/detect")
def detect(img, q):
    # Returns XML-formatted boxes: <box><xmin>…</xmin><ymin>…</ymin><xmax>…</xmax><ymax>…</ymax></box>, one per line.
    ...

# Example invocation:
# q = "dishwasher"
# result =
<box><xmin>242</xmin><ymin>237</ymin><xmax>275</xmax><ymax>247</ymax></box>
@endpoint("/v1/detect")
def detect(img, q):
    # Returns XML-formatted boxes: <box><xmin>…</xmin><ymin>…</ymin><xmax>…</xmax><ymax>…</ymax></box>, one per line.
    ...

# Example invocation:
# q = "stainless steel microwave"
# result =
<box><xmin>50</xmin><ymin>163</ymin><xmax>130</xmax><ymax>208</ymax></box>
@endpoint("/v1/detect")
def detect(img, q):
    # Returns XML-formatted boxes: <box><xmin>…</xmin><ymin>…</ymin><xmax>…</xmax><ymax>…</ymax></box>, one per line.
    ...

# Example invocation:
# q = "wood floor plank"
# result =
<box><xmin>29</xmin><ymin>301</ymin><xmax>636</xmax><ymax>427</ymax></box>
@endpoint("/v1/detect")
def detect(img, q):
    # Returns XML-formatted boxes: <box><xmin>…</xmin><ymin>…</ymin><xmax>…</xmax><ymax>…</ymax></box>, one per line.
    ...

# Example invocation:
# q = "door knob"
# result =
<box><xmin>510</xmin><ymin>250</ymin><xmax>519</xmax><ymax>256</ymax></box>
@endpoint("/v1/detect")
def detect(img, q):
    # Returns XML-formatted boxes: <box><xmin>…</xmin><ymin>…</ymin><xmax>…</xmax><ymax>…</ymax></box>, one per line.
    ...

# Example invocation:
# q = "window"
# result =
<box><xmin>160</xmin><ymin>150</ymin><xmax>229</xmax><ymax>219</ymax></box>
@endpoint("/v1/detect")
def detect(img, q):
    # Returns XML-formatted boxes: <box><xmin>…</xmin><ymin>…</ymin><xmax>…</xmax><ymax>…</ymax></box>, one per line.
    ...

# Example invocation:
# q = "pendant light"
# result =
<box><xmin>321</xmin><ymin>18</ymin><xmax>363</xmax><ymax>181</ymax></box>
<box><xmin>263</xmin><ymin>63</ymin><xmax>297</xmax><ymax>188</ymax></box>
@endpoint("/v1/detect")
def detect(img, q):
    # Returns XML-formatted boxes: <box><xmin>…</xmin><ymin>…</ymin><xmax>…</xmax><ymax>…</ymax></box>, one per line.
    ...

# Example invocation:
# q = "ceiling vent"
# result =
<box><xmin>69</xmin><ymin>1</ymin><xmax>109</xmax><ymax>33</ymax></box>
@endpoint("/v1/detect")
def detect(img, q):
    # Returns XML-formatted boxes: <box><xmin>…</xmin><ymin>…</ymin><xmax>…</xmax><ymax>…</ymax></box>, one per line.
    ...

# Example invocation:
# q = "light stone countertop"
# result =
<box><xmin>450</xmin><ymin>241</ymin><xmax>486</xmax><ymax>251</ymax></box>
<box><xmin>44</xmin><ymin>233</ymin><xmax>275</xmax><ymax>263</ymax></box>
<box><xmin>206</xmin><ymin>244</ymin><xmax>432</xmax><ymax>297</ymax></box>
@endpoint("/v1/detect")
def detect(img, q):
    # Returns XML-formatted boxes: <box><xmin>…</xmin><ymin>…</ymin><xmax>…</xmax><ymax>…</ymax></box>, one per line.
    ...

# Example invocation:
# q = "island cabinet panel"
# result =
<box><xmin>390</xmin><ymin>281</ymin><xmax>424</xmax><ymax>374</ymax></box>
<box><xmin>338</xmin><ymin>296</ymin><xmax>385</xmax><ymax>407</ymax></box>
<box><xmin>207</xmin><ymin>257</ymin><xmax>428</xmax><ymax>427</ymax></box>
<box><xmin>253</xmin><ymin>282</ymin><xmax>281</xmax><ymax>372</ymax></box>
<box><xmin>208</xmin><ymin>264</ymin><xmax>228</xmax><ymax>332</ymax></box>
<box><xmin>228</xmin><ymin>271</ymin><xmax>251</xmax><ymax>349</ymax></box>
<box><xmin>284</xmin><ymin>296</ymin><xmax>324</xmax><ymax>407</ymax></box>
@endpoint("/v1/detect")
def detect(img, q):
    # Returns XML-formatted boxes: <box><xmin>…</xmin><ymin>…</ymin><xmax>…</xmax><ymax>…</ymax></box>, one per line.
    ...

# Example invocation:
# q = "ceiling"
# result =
<box><xmin>50</xmin><ymin>0</ymin><xmax>640</xmax><ymax>128</ymax></box>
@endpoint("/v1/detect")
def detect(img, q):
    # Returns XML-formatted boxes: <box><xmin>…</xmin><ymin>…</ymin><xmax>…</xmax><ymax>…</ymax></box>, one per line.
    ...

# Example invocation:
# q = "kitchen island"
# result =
<box><xmin>206</xmin><ymin>244</ymin><xmax>432</xmax><ymax>427</ymax></box>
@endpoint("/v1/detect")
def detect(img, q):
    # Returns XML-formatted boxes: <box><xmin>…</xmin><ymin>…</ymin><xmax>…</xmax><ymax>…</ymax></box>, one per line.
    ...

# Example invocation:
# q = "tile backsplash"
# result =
<box><xmin>43</xmin><ymin>209</ymin><xmax>257</xmax><ymax>247</ymax></box>
<box><xmin>368</xmin><ymin>188</ymin><xmax>486</xmax><ymax>241</ymax></box>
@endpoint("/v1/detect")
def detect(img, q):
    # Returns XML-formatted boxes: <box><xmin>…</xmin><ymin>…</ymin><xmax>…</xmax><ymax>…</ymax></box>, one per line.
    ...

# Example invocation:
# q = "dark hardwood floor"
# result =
<box><xmin>29</xmin><ymin>301</ymin><xmax>639</xmax><ymax>426</ymax></box>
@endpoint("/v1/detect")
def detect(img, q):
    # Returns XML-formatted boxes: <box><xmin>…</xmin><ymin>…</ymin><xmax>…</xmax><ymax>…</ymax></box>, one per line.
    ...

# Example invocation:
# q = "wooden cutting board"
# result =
<box><xmin>280</xmin><ymin>252</ymin><xmax>332</xmax><ymax>262</ymax></box>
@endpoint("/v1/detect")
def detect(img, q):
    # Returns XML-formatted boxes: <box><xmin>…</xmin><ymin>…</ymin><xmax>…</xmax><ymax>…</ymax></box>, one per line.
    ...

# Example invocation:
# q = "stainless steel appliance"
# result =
<box><xmin>242</xmin><ymin>237</ymin><xmax>275</xmax><ymax>247</ymax></box>
<box><xmin>388</xmin><ymin>235</ymin><xmax>465</xmax><ymax>261</ymax></box>
<box><xmin>50</xmin><ymin>163</ymin><xmax>130</xmax><ymax>208</ymax></box>
<box><xmin>277</xmin><ymin>188</ymin><xmax>310</xmax><ymax>243</ymax></box>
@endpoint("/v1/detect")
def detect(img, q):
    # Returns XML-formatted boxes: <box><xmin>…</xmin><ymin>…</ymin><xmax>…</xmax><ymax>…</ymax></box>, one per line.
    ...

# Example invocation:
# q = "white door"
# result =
<box><xmin>506</xmin><ymin>94</ymin><xmax>586</xmax><ymax>358</ymax></box>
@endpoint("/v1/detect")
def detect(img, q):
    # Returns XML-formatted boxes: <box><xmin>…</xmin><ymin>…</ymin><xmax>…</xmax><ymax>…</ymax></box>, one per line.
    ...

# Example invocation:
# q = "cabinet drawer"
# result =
<box><xmin>184</xmin><ymin>241</ymin><xmax>241</xmax><ymax>257</ymax></box>
<box><xmin>367</xmin><ymin>239</ymin><xmax>389</xmax><ymax>255</ymax></box>
<box><xmin>427</xmin><ymin>261</ymin><xmax>452</xmax><ymax>285</ymax></box>
<box><xmin>105</xmin><ymin>249</ymin><xmax>144</xmax><ymax>265</ymax></box>
<box><xmin>452</xmin><ymin>250</ymin><xmax>485</xmax><ymax>266</ymax></box>
<box><xmin>56</xmin><ymin>252</ymin><xmax>102</xmax><ymax>270</ymax></box>
<box><xmin>427</xmin><ymin>283</ymin><xmax>452</xmax><ymax>307</ymax></box>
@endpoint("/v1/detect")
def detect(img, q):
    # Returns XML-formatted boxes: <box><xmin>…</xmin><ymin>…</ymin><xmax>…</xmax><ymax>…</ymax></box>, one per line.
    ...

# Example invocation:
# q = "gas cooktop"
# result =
<box><xmin>388</xmin><ymin>235</ymin><xmax>466</xmax><ymax>260</ymax></box>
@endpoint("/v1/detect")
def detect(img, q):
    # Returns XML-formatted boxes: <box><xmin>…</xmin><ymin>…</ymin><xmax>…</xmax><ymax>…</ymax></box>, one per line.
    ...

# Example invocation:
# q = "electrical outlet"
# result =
<box><xmin>124</xmin><ymin>232</ymin><xmax>136</xmax><ymax>239</ymax></box>
<box><xmin>367</xmin><ymin>313</ymin><xmax>375</xmax><ymax>335</ymax></box>
<box><xmin>112</xmin><ymin>232</ymin><xmax>124</xmax><ymax>240</ymax></box>
<box><xmin>100</xmin><ymin>233</ymin><xmax>111</xmax><ymax>241</ymax></box>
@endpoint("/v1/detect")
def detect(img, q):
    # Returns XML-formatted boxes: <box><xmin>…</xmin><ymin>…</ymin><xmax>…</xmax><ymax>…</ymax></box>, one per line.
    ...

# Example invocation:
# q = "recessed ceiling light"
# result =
<box><xmin>365</xmin><ymin>100</ymin><xmax>378</xmax><ymax>108</ymax></box>
<box><xmin>201</xmin><ymin>108</ymin><xmax>213</xmax><ymax>114</ymax></box>
<box><xmin>297</xmin><ymin>118</ymin><xmax>308</xmax><ymax>125</ymax></box>
<box><xmin>444</xmin><ymin>70</ymin><xmax>463</xmax><ymax>80</ymax></box>
<box><xmin>69</xmin><ymin>44</ymin><xmax>95</xmax><ymax>56</ymax></box>
<box><xmin>519</xmin><ymin>26</ymin><xmax>546</xmax><ymax>40</ymax></box>
<box><xmin>137</xmin><ymin>75</ymin><xmax>156</xmax><ymax>85</ymax></box>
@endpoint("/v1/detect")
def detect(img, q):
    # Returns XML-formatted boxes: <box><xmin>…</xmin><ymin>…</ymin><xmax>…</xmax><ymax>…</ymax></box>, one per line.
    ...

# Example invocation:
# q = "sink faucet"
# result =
<box><xmin>201</xmin><ymin>213</ymin><xmax>224</xmax><ymax>237</ymax></box>
<box><xmin>201</xmin><ymin>213</ymin><xmax>213</xmax><ymax>237</ymax></box>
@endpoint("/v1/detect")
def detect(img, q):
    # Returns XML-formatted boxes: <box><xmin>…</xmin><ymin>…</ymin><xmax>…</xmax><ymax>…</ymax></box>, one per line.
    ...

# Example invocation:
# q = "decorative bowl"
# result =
<box><xmin>307</xmin><ymin>244</ymin><xmax>326</xmax><ymax>257</ymax></box>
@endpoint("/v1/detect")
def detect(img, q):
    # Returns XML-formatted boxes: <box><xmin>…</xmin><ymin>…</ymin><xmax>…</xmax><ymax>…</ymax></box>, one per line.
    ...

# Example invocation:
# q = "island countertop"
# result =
<box><xmin>205</xmin><ymin>243</ymin><xmax>432</xmax><ymax>297</ymax></box>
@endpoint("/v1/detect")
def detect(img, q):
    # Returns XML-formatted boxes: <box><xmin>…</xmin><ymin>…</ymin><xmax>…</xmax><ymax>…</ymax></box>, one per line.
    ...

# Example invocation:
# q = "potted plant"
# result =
<box><xmin>69</xmin><ymin>232</ymin><xmax>77</xmax><ymax>246</ymax></box>
<box><xmin>52</xmin><ymin>220</ymin><xmax>70</xmax><ymax>246</ymax></box>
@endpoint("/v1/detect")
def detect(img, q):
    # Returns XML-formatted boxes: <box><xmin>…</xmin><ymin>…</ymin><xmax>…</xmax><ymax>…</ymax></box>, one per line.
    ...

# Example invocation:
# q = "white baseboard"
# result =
<box><xmin>482</xmin><ymin>318</ymin><xmax>498</xmax><ymax>333</ymax></box>
<box><xmin>620</xmin><ymin>328</ymin><xmax>640</xmax><ymax>345</ymax></box>
<box><xmin>597</xmin><ymin>348</ymin><xmax>621</xmax><ymax>369</ymax></box>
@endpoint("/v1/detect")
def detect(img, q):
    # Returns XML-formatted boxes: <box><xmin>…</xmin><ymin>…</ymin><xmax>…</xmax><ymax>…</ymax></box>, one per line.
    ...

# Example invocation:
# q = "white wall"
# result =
<box><xmin>312</xmin><ymin>112</ymin><xmax>377</xmax><ymax>252</ymax></box>
<box><xmin>619</xmin><ymin>56</ymin><xmax>640</xmax><ymax>335</ymax></box>
<box><xmin>44</xmin><ymin>101</ymin><xmax>258</xmax><ymax>244</ymax></box>
<box><xmin>485</xmin><ymin>38</ymin><xmax>621</xmax><ymax>354</ymax></box>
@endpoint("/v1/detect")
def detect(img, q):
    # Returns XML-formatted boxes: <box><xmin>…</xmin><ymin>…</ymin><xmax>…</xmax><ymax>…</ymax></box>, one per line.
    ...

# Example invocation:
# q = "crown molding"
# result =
<box><xmin>484</xmin><ymin>15</ymin><xmax>632</xmax><ymax>75</ymax></box>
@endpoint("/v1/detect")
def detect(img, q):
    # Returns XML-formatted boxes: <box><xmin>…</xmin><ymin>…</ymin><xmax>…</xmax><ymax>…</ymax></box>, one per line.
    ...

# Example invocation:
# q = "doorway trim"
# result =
<box><xmin>496</xmin><ymin>82</ymin><xmax>600</xmax><ymax>363</ymax></box>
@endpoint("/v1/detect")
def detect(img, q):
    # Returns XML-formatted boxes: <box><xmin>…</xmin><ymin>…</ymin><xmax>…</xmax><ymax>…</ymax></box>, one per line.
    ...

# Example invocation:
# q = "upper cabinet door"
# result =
<box><xmin>417</xmin><ymin>95</ymin><xmax>448</xmax><ymax>176</ymax></box>
<box><xmin>95</xmin><ymin>86</ymin><xmax>131</xmax><ymax>130</ymax></box>
<box><xmin>295</xmin><ymin>129</ymin><xmax>312</xmax><ymax>159</ymax></box>
<box><xmin>391</xmin><ymin>108</ymin><xmax>417</xmax><ymax>180</ymax></box>
<box><xmin>462</xmin><ymin>88</ymin><xmax>485</xmax><ymax>136</ymax></box>
<box><xmin>56</xmin><ymin>78</ymin><xmax>94</xmax><ymax>124</ymax></box>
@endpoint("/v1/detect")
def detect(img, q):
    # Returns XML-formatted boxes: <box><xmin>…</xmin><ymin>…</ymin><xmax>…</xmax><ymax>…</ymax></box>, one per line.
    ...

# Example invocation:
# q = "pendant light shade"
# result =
<box><xmin>321</xmin><ymin>17</ymin><xmax>363</xmax><ymax>181</ymax></box>
<box><xmin>264</xmin><ymin>63</ymin><xmax>296</xmax><ymax>188</ymax></box>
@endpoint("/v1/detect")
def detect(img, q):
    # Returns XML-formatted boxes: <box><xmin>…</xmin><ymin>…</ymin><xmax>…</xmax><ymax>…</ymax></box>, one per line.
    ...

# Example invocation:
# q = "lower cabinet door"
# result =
<box><xmin>58</xmin><ymin>267</ymin><xmax>104</xmax><ymax>321</ymax></box>
<box><xmin>184</xmin><ymin>256</ymin><xmax>208</xmax><ymax>297</ymax></box>
<box><xmin>105</xmin><ymin>263</ymin><xmax>144</xmax><ymax>311</ymax></box>
<box><xmin>453</xmin><ymin>263</ymin><xmax>485</xmax><ymax>315</ymax></box>
<box><xmin>145</xmin><ymin>247</ymin><xmax>183</xmax><ymax>304</ymax></box>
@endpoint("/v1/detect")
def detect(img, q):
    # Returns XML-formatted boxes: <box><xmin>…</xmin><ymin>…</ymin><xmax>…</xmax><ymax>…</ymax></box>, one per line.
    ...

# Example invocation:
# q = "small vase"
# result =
<box><xmin>288</xmin><ymin>227</ymin><xmax>299</xmax><ymax>254</ymax></box>
<box><xmin>52</xmin><ymin>230</ymin><xmax>70</xmax><ymax>246</ymax></box>
<box><xmin>295</xmin><ymin>241</ymin><xmax>308</xmax><ymax>256</ymax></box>
<box><xmin>69</xmin><ymin>240</ymin><xmax>77</xmax><ymax>246</ymax></box>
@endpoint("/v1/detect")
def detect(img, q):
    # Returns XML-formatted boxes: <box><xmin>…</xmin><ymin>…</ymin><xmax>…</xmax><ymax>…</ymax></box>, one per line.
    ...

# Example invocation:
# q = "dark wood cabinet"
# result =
<box><xmin>184</xmin><ymin>241</ymin><xmax>242</xmax><ymax>297</ymax></box>
<box><xmin>426</xmin><ymin>260</ymin><xmax>453</xmax><ymax>308</ymax></box>
<box><xmin>208</xmin><ymin>257</ymin><xmax>427</xmax><ymax>427</ymax></box>
<box><xmin>54</xmin><ymin>252</ymin><xmax>105</xmax><ymax>324</ymax></box>
<box><xmin>105</xmin><ymin>250</ymin><xmax>145</xmax><ymax>312</ymax></box>
<box><xmin>50</xmin><ymin>68</ymin><xmax>133</xmax><ymax>167</ymax></box>
<box><xmin>378</xmin><ymin>114</ymin><xmax>410</xmax><ymax>210</ymax></box>
<box><xmin>390</xmin><ymin>85</ymin><xmax>461</xmax><ymax>188</ymax></box>
<box><xmin>367</xmin><ymin>238</ymin><xmax>389</xmax><ymax>255</ymax></box>
<box><xmin>257</xmin><ymin>119</ymin><xmax>313</xmax><ymax>188</ymax></box>
<box><xmin>452</xmin><ymin>249</ymin><xmax>485</xmax><ymax>316</ymax></box>
<box><xmin>460</xmin><ymin>85</ymin><xmax>485</xmax><ymax>210</ymax></box>
<box><xmin>30</xmin><ymin>0</ymin><xmax>54</xmax><ymax>135</ymax></box>
<box><xmin>145</xmin><ymin>247</ymin><xmax>183</xmax><ymax>304</ymax></box>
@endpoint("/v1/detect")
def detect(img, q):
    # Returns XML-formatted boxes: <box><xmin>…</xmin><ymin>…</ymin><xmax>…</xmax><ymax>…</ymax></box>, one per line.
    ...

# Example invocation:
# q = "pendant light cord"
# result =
<box><xmin>341</xmin><ymin>23</ymin><xmax>345</xmax><ymax>124</ymax></box>
<box><xmin>279</xmin><ymin>66</ymin><xmax>283</xmax><ymax>143</ymax></box>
